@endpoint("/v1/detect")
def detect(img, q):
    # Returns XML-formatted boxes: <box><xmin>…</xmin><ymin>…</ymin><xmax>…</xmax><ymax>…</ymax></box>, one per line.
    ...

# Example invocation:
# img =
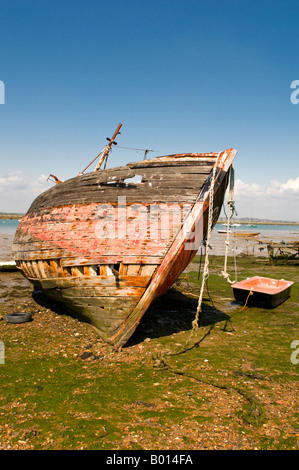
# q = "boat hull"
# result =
<box><xmin>13</xmin><ymin>149</ymin><xmax>237</xmax><ymax>347</ymax></box>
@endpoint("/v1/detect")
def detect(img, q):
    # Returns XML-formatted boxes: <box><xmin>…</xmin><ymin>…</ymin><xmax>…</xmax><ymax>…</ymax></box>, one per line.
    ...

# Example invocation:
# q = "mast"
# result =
<box><xmin>95</xmin><ymin>123</ymin><xmax>122</xmax><ymax>171</ymax></box>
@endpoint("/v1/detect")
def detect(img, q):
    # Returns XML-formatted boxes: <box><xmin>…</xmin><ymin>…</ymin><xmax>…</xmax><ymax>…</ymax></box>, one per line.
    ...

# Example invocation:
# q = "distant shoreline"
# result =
<box><xmin>217</xmin><ymin>220</ymin><xmax>299</xmax><ymax>226</ymax></box>
<box><xmin>0</xmin><ymin>214</ymin><xmax>24</xmax><ymax>220</ymax></box>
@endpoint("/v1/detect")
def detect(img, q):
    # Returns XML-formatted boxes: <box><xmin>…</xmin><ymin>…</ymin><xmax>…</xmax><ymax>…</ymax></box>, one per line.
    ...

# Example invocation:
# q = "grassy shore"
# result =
<box><xmin>0</xmin><ymin>255</ymin><xmax>298</xmax><ymax>450</ymax></box>
<box><xmin>0</xmin><ymin>214</ymin><xmax>24</xmax><ymax>220</ymax></box>
<box><xmin>218</xmin><ymin>219</ymin><xmax>299</xmax><ymax>226</ymax></box>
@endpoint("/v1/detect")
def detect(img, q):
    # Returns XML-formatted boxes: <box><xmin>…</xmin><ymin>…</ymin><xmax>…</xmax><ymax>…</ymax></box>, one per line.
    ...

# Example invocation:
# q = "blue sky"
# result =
<box><xmin>0</xmin><ymin>0</ymin><xmax>299</xmax><ymax>220</ymax></box>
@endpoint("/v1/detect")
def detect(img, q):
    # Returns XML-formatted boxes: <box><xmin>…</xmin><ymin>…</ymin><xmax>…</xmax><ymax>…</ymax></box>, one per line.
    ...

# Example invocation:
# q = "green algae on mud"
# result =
<box><xmin>0</xmin><ymin>255</ymin><xmax>298</xmax><ymax>450</ymax></box>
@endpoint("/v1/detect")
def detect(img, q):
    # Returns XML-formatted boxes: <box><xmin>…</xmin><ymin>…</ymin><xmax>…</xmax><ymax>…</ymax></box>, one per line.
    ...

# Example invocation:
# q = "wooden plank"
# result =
<box><xmin>47</xmin><ymin>289</ymin><xmax>140</xmax><ymax>310</ymax></box>
<box><xmin>29</xmin><ymin>194</ymin><xmax>197</xmax><ymax>211</ymax></box>
<box><xmin>62</xmin><ymin>266</ymin><xmax>71</xmax><ymax>277</ymax></box>
<box><xmin>106</xmin><ymin>265</ymin><xmax>114</xmax><ymax>276</ymax></box>
<box><xmin>128</xmin><ymin>160</ymin><xmax>216</xmax><ymax>169</ymax></box>
<box><xmin>69</xmin><ymin>298</ymin><xmax>139</xmax><ymax>314</ymax></box>
<box><xmin>138</xmin><ymin>165</ymin><xmax>213</xmax><ymax>175</ymax></box>
<box><xmin>65</xmin><ymin>297</ymin><xmax>133</xmax><ymax>317</ymax></box>
<box><xmin>58</xmin><ymin>285</ymin><xmax>145</xmax><ymax>297</ymax></box>
<box><xmin>24</xmin><ymin>261</ymin><xmax>35</xmax><ymax>278</ymax></box>
<box><xmin>20</xmin><ymin>261</ymin><xmax>31</xmax><ymax>278</ymax></box>
<box><xmin>30</xmin><ymin>261</ymin><xmax>40</xmax><ymax>278</ymax></box>
<box><xmin>71</xmin><ymin>266</ymin><xmax>84</xmax><ymax>277</ymax></box>
<box><xmin>127</xmin><ymin>265</ymin><xmax>141</xmax><ymax>276</ymax></box>
<box><xmin>140</xmin><ymin>265</ymin><xmax>157</xmax><ymax>276</ymax></box>
<box><xmin>27</xmin><ymin>183</ymin><xmax>201</xmax><ymax>212</ymax></box>
<box><xmin>14</xmin><ymin>207</ymin><xmax>188</xmax><ymax>240</ymax></box>
<box><xmin>43</xmin><ymin>260</ymin><xmax>55</xmax><ymax>278</ymax></box>
<box><xmin>83</xmin><ymin>266</ymin><xmax>97</xmax><ymax>276</ymax></box>
<box><xmin>99</xmin><ymin>265</ymin><xmax>107</xmax><ymax>276</ymax></box>
<box><xmin>93</xmin><ymin>176</ymin><xmax>208</xmax><ymax>188</ymax></box>
<box><xmin>119</xmin><ymin>264</ymin><xmax>128</xmax><ymax>275</ymax></box>
<box><xmin>26</xmin><ymin>159</ymin><xmax>213</xmax><ymax>213</ymax></box>
<box><xmin>22</xmin><ymin>239</ymin><xmax>170</xmax><ymax>258</ymax></box>
<box><xmin>30</xmin><ymin>275</ymin><xmax>151</xmax><ymax>289</ymax></box>
<box><xmin>59</xmin><ymin>255</ymin><xmax>164</xmax><ymax>266</ymax></box>
<box><xmin>60</xmin><ymin>256</ymin><xmax>118</xmax><ymax>267</ymax></box>
<box><xmin>49</xmin><ymin>260</ymin><xmax>63</xmax><ymax>277</ymax></box>
<box><xmin>40</xmin><ymin>186</ymin><xmax>200</xmax><ymax>201</ymax></box>
<box><xmin>14</xmin><ymin>249</ymin><xmax>69</xmax><ymax>261</ymax></box>
<box><xmin>13</xmin><ymin>241</ymin><xmax>58</xmax><ymax>252</ymax></box>
<box><xmin>14</xmin><ymin>239</ymin><xmax>170</xmax><ymax>262</ymax></box>
<box><xmin>142</xmin><ymin>176</ymin><xmax>207</xmax><ymax>185</ymax></box>
<box><xmin>37</xmin><ymin>261</ymin><xmax>47</xmax><ymax>279</ymax></box>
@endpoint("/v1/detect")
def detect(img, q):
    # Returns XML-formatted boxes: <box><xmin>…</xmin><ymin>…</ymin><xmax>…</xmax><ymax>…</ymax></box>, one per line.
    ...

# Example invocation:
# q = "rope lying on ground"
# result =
<box><xmin>153</xmin><ymin>355</ymin><xmax>266</xmax><ymax>426</ymax></box>
<box><xmin>151</xmin><ymin>287</ymin><xmax>264</xmax><ymax>427</ymax></box>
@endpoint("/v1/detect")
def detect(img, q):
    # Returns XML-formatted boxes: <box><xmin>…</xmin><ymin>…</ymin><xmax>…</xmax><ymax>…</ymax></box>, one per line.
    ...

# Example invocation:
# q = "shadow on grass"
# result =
<box><xmin>126</xmin><ymin>287</ymin><xmax>231</xmax><ymax>347</ymax></box>
<box><xmin>32</xmin><ymin>289</ymin><xmax>79</xmax><ymax>320</ymax></box>
<box><xmin>32</xmin><ymin>286</ymin><xmax>232</xmax><ymax>348</ymax></box>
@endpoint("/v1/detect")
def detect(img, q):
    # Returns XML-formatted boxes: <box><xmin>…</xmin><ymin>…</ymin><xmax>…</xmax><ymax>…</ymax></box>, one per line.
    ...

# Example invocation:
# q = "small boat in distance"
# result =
<box><xmin>221</xmin><ymin>223</ymin><xmax>240</xmax><ymax>227</ymax></box>
<box><xmin>12</xmin><ymin>124</ymin><xmax>237</xmax><ymax>348</ymax></box>
<box><xmin>234</xmin><ymin>232</ymin><xmax>260</xmax><ymax>238</ymax></box>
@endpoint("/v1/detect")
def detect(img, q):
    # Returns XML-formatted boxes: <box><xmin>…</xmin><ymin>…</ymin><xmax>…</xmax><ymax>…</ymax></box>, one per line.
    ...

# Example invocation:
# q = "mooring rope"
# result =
<box><xmin>191</xmin><ymin>153</ymin><xmax>221</xmax><ymax>332</ymax></box>
<box><xmin>221</xmin><ymin>164</ymin><xmax>238</xmax><ymax>284</ymax></box>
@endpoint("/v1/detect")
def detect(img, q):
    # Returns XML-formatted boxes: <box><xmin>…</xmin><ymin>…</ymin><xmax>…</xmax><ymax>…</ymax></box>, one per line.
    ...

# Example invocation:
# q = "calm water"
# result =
<box><xmin>0</xmin><ymin>219</ymin><xmax>20</xmax><ymax>234</ymax></box>
<box><xmin>215</xmin><ymin>223</ymin><xmax>299</xmax><ymax>236</ymax></box>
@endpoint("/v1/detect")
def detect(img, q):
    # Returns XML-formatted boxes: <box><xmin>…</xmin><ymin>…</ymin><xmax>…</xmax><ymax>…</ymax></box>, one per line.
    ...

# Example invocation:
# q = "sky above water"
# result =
<box><xmin>0</xmin><ymin>0</ymin><xmax>299</xmax><ymax>220</ymax></box>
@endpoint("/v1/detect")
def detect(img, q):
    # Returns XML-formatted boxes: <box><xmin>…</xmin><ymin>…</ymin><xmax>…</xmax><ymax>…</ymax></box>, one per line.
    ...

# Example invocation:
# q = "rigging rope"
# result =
<box><xmin>191</xmin><ymin>158</ymin><xmax>239</xmax><ymax>334</ymax></box>
<box><xmin>192</xmin><ymin>153</ymin><xmax>221</xmax><ymax>331</ymax></box>
<box><xmin>79</xmin><ymin>147</ymin><xmax>106</xmax><ymax>175</ymax></box>
<box><xmin>220</xmin><ymin>165</ymin><xmax>238</xmax><ymax>284</ymax></box>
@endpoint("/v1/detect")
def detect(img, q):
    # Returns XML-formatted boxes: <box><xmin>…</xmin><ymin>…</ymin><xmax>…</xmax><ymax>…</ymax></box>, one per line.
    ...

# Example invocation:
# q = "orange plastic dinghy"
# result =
<box><xmin>232</xmin><ymin>276</ymin><xmax>294</xmax><ymax>308</ymax></box>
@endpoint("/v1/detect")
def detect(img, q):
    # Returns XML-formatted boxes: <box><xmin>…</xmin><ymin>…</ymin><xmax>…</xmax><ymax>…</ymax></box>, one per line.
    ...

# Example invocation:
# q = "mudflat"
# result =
<box><xmin>0</xmin><ymin>234</ymin><xmax>14</xmax><ymax>262</ymax></box>
<box><xmin>0</xmin><ymin>255</ymin><xmax>298</xmax><ymax>450</ymax></box>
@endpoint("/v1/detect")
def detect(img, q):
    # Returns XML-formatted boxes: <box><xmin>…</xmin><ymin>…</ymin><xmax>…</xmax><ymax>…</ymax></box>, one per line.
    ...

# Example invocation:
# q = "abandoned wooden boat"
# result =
<box><xmin>12</xmin><ymin>124</ymin><xmax>237</xmax><ymax>347</ymax></box>
<box><xmin>232</xmin><ymin>276</ymin><xmax>293</xmax><ymax>308</ymax></box>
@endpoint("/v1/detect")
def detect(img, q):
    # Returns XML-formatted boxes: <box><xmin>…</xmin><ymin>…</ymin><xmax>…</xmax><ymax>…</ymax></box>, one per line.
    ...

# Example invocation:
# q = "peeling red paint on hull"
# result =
<box><xmin>12</xmin><ymin>149</ymin><xmax>237</xmax><ymax>347</ymax></box>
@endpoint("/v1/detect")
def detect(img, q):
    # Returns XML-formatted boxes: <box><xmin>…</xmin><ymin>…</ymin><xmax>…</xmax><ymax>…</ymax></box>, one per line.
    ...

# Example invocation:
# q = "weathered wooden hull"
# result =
<box><xmin>12</xmin><ymin>149</ymin><xmax>237</xmax><ymax>347</ymax></box>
